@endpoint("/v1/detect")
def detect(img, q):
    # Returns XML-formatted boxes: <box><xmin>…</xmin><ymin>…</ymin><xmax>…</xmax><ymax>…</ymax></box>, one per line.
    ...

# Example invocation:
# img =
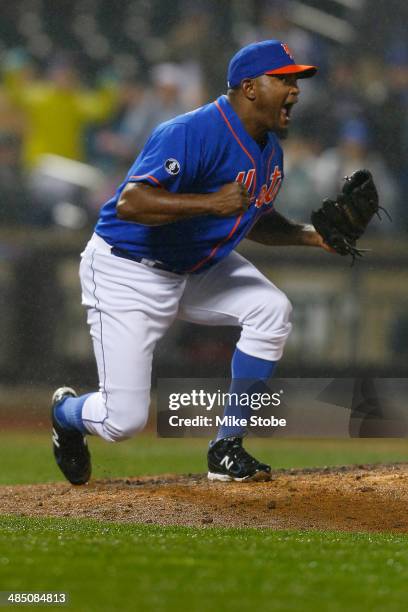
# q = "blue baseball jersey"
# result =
<box><xmin>95</xmin><ymin>94</ymin><xmax>284</xmax><ymax>274</ymax></box>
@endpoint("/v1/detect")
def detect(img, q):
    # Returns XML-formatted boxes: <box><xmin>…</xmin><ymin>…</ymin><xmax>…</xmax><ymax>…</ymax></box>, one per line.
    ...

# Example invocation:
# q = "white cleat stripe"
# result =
<box><xmin>52</xmin><ymin>428</ymin><xmax>60</xmax><ymax>448</ymax></box>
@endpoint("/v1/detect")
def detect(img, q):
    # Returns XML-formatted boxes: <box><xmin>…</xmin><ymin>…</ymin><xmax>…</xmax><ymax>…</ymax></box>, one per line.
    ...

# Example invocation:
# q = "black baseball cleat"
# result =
<box><xmin>207</xmin><ymin>436</ymin><xmax>271</xmax><ymax>482</ymax></box>
<box><xmin>51</xmin><ymin>387</ymin><xmax>91</xmax><ymax>485</ymax></box>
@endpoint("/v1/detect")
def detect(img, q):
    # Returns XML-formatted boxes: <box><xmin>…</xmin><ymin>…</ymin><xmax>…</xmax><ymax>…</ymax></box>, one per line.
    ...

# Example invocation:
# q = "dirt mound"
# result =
<box><xmin>2</xmin><ymin>463</ymin><xmax>408</xmax><ymax>532</ymax></box>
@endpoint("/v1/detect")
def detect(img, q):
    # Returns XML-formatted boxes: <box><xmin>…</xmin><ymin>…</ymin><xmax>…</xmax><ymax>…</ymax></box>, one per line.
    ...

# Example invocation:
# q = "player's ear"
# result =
<box><xmin>241</xmin><ymin>78</ymin><xmax>256</xmax><ymax>101</ymax></box>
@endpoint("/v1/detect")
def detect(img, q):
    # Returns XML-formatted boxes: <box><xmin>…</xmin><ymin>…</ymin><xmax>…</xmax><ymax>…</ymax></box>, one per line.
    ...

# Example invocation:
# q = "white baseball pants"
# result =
<box><xmin>79</xmin><ymin>233</ymin><xmax>292</xmax><ymax>441</ymax></box>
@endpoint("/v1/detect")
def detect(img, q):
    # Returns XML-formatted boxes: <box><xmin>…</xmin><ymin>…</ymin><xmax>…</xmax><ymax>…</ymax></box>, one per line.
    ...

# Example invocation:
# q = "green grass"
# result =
<box><xmin>0</xmin><ymin>432</ymin><xmax>407</xmax><ymax>485</ymax></box>
<box><xmin>0</xmin><ymin>516</ymin><xmax>407</xmax><ymax>612</ymax></box>
<box><xmin>1</xmin><ymin>434</ymin><xmax>408</xmax><ymax>611</ymax></box>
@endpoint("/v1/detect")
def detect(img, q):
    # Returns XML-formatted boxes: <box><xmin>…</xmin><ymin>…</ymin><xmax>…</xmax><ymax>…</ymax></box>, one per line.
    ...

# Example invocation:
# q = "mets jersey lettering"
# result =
<box><xmin>255</xmin><ymin>165</ymin><xmax>283</xmax><ymax>208</ymax></box>
<box><xmin>235</xmin><ymin>168</ymin><xmax>255</xmax><ymax>192</ymax></box>
<box><xmin>95</xmin><ymin>95</ymin><xmax>284</xmax><ymax>273</ymax></box>
<box><xmin>236</xmin><ymin>166</ymin><xmax>282</xmax><ymax>208</ymax></box>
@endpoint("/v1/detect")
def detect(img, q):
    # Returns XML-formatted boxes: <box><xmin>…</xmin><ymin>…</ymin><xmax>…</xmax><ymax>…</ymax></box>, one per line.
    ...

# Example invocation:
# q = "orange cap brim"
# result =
<box><xmin>265</xmin><ymin>64</ymin><xmax>317</xmax><ymax>78</ymax></box>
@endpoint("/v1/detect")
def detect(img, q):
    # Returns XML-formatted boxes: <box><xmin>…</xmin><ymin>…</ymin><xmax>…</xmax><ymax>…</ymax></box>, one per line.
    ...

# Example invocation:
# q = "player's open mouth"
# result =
<box><xmin>280</xmin><ymin>102</ymin><xmax>294</xmax><ymax>123</ymax></box>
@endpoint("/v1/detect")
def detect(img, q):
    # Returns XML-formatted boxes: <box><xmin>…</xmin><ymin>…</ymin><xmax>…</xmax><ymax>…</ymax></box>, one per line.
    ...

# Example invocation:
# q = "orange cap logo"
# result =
<box><xmin>281</xmin><ymin>43</ymin><xmax>294</xmax><ymax>60</ymax></box>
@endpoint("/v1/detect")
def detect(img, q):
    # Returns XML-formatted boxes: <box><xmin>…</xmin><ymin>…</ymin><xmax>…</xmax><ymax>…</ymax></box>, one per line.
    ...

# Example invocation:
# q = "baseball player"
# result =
<box><xmin>51</xmin><ymin>40</ymin><xmax>331</xmax><ymax>484</ymax></box>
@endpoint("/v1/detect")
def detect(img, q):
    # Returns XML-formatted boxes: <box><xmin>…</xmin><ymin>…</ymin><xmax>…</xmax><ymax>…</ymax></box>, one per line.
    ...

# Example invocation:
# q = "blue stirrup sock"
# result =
<box><xmin>54</xmin><ymin>394</ymin><xmax>92</xmax><ymax>434</ymax></box>
<box><xmin>215</xmin><ymin>348</ymin><xmax>277</xmax><ymax>441</ymax></box>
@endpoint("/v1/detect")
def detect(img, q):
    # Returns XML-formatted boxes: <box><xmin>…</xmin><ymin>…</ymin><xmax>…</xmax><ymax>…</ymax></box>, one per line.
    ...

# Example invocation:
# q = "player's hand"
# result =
<box><xmin>301</xmin><ymin>226</ymin><xmax>337</xmax><ymax>253</ymax></box>
<box><xmin>210</xmin><ymin>182</ymin><xmax>250</xmax><ymax>217</ymax></box>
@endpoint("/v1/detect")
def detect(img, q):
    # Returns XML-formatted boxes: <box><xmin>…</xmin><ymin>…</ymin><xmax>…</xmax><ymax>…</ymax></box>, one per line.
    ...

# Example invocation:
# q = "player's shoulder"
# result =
<box><xmin>151</xmin><ymin>100</ymin><xmax>220</xmax><ymax>138</ymax></box>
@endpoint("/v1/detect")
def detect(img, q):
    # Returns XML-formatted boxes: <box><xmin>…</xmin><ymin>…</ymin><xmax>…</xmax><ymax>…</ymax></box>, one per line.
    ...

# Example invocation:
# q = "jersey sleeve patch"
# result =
<box><xmin>164</xmin><ymin>158</ymin><xmax>181</xmax><ymax>176</ymax></box>
<box><xmin>126</xmin><ymin>123</ymin><xmax>198</xmax><ymax>192</ymax></box>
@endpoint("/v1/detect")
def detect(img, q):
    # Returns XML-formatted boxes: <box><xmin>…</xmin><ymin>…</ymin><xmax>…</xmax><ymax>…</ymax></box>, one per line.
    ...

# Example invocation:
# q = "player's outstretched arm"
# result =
<box><xmin>116</xmin><ymin>182</ymin><xmax>250</xmax><ymax>225</ymax></box>
<box><xmin>246</xmin><ymin>209</ymin><xmax>335</xmax><ymax>252</ymax></box>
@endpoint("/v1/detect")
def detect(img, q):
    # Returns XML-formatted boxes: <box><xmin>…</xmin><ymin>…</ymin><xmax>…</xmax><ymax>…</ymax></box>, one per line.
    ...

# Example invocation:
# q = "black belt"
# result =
<box><xmin>111</xmin><ymin>246</ymin><xmax>185</xmax><ymax>275</ymax></box>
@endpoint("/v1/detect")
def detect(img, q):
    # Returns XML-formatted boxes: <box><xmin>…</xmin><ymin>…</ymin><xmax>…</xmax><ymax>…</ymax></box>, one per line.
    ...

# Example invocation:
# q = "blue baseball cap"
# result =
<box><xmin>227</xmin><ymin>40</ymin><xmax>317</xmax><ymax>88</ymax></box>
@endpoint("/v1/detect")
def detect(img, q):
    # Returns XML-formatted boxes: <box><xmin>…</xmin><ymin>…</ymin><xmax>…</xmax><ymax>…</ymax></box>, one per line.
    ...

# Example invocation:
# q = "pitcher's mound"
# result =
<box><xmin>2</xmin><ymin>463</ymin><xmax>408</xmax><ymax>532</ymax></box>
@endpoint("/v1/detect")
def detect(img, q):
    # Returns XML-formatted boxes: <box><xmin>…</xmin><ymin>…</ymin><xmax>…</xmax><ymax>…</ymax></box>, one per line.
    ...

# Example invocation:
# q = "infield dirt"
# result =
<box><xmin>1</xmin><ymin>464</ymin><xmax>408</xmax><ymax>532</ymax></box>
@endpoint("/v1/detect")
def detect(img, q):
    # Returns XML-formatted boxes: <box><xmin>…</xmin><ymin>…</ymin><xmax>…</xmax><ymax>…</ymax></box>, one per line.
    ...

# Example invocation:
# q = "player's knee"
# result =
<box><xmin>99</xmin><ymin>389</ymin><xmax>150</xmax><ymax>442</ymax></box>
<box><xmin>103</xmin><ymin>410</ymin><xmax>149</xmax><ymax>442</ymax></box>
<box><xmin>238</xmin><ymin>289</ymin><xmax>292</xmax><ymax>361</ymax></box>
<box><xmin>265</xmin><ymin>294</ymin><xmax>292</xmax><ymax>347</ymax></box>
<box><xmin>273</xmin><ymin>291</ymin><xmax>292</xmax><ymax>325</ymax></box>
<box><xmin>252</xmin><ymin>289</ymin><xmax>292</xmax><ymax>333</ymax></box>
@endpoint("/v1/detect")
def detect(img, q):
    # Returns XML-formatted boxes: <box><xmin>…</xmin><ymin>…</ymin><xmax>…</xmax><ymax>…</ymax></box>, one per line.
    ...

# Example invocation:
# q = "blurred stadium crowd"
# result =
<box><xmin>0</xmin><ymin>0</ymin><xmax>407</xmax><ymax>231</ymax></box>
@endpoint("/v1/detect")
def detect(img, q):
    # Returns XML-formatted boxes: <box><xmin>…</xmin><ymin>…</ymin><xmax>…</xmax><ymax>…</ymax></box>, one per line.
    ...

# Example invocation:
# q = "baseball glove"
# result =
<box><xmin>311</xmin><ymin>169</ymin><xmax>388</xmax><ymax>263</ymax></box>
